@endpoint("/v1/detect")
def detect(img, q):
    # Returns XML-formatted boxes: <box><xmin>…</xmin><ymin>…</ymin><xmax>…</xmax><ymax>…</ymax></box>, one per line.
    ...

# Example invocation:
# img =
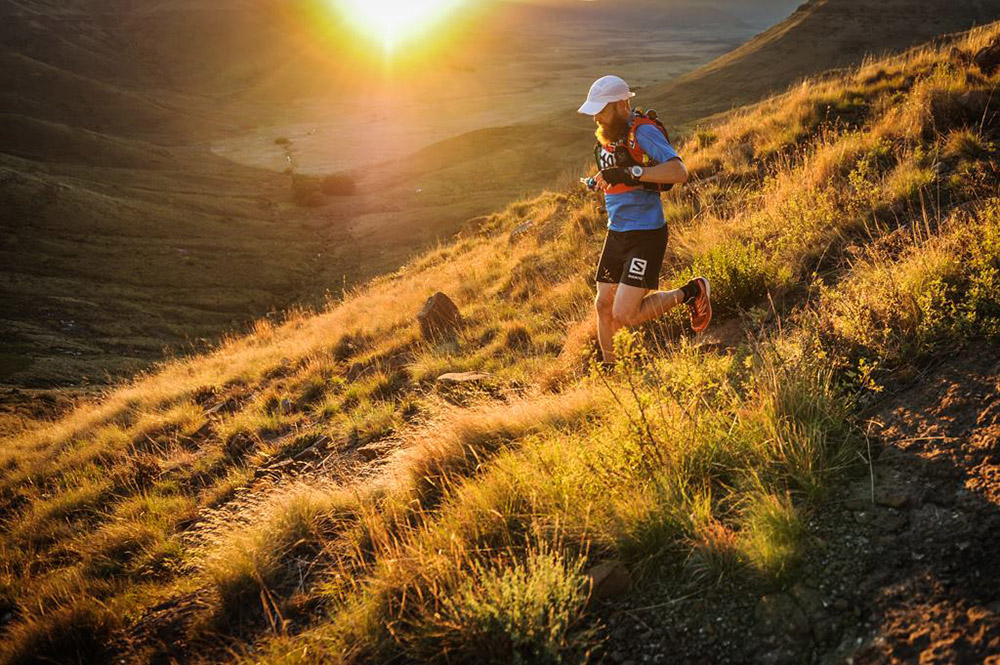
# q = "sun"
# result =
<box><xmin>333</xmin><ymin>0</ymin><xmax>468</xmax><ymax>53</ymax></box>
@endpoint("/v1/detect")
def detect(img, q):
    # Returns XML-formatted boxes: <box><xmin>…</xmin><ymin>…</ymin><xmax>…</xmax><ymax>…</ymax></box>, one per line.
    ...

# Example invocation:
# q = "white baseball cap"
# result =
<box><xmin>577</xmin><ymin>75</ymin><xmax>635</xmax><ymax>115</ymax></box>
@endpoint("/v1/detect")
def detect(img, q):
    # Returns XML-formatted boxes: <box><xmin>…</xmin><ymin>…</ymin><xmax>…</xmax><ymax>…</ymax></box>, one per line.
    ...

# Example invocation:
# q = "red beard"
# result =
<box><xmin>595</xmin><ymin>113</ymin><xmax>629</xmax><ymax>146</ymax></box>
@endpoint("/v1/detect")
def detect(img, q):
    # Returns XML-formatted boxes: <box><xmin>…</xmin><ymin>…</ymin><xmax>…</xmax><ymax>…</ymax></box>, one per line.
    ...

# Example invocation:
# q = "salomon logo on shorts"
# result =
<box><xmin>629</xmin><ymin>258</ymin><xmax>647</xmax><ymax>277</ymax></box>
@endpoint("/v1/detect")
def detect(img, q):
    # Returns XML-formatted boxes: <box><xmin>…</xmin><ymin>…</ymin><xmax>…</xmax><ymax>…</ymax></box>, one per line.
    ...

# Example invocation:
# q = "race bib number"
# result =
<box><xmin>596</xmin><ymin>147</ymin><xmax>617</xmax><ymax>171</ymax></box>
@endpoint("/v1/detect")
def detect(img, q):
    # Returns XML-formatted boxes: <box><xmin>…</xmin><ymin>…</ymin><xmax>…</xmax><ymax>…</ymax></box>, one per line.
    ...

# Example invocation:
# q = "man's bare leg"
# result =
<box><xmin>612</xmin><ymin>283</ymin><xmax>685</xmax><ymax>327</ymax></box>
<box><xmin>595</xmin><ymin>282</ymin><xmax>620</xmax><ymax>363</ymax></box>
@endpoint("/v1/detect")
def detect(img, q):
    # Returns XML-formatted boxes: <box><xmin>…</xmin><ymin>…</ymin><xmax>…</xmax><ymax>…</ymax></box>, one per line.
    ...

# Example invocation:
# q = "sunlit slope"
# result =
<box><xmin>0</xmin><ymin>0</ymin><xmax>315</xmax><ymax>140</ymax></box>
<box><xmin>640</xmin><ymin>0</ymin><xmax>1000</xmax><ymax>120</ymax></box>
<box><xmin>1</xmin><ymin>22</ymin><xmax>998</xmax><ymax>664</ymax></box>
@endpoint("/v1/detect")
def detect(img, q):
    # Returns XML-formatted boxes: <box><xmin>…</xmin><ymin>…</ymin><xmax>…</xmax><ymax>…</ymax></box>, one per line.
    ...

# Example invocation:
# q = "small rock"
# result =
<box><xmin>755</xmin><ymin>593</ymin><xmax>810</xmax><ymax>639</ymax></box>
<box><xmin>508</xmin><ymin>220</ymin><xmax>534</xmax><ymax>244</ymax></box>
<box><xmin>417</xmin><ymin>292</ymin><xmax>463</xmax><ymax>340</ymax></box>
<box><xmin>436</xmin><ymin>372</ymin><xmax>493</xmax><ymax>385</ymax></box>
<box><xmin>974</xmin><ymin>42</ymin><xmax>1000</xmax><ymax>74</ymax></box>
<box><xmin>834</xmin><ymin>598</ymin><xmax>850</xmax><ymax>612</ymax></box>
<box><xmin>586</xmin><ymin>560</ymin><xmax>631</xmax><ymax>602</ymax></box>
<box><xmin>845</xmin><ymin>495</ymin><xmax>871</xmax><ymax>511</ymax></box>
<box><xmin>356</xmin><ymin>441</ymin><xmax>392</xmax><ymax>461</ymax></box>
<box><xmin>875</xmin><ymin>492</ymin><xmax>909</xmax><ymax>509</ymax></box>
<box><xmin>957</xmin><ymin>90</ymin><xmax>992</xmax><ymax>117</ymax></box>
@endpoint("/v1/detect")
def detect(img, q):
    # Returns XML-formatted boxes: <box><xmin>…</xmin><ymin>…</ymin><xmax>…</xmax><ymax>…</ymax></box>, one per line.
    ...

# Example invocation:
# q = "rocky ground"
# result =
<box><xmin>596</xmin><ymin>340</ymin><xmax>1000</xmax><ymax>664</ymax></box>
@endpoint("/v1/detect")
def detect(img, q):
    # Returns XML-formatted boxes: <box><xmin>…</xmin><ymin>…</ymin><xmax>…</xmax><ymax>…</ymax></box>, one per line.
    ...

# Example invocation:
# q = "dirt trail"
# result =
<box><xmin>849</xmin><ymin>343</ymin><xmax>1000</xmax><ymax>664</ymax></box>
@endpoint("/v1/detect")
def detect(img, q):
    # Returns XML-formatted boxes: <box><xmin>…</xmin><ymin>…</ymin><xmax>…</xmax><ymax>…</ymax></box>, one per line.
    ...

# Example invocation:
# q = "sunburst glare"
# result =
<box><xmin>333</xmin><ymin>0</ymin><xmax>469</xmax><ymax>53</ymax></box>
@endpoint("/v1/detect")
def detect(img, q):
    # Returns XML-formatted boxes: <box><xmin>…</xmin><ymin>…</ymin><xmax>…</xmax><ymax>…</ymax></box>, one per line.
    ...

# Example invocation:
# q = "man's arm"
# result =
<box><xmin>594</xmin><ymin>157</ymin><xmax>688</xmax><ymax>191</ymax></box>
<box><xmin>638</xmin><ymin>157</ymin><xmax>688</xmax><ymax>185</ymax></box>
<box><xmin>635</xmin><ymin>123</ymin><xmax>688</xmax><ymax>185</ymax></box>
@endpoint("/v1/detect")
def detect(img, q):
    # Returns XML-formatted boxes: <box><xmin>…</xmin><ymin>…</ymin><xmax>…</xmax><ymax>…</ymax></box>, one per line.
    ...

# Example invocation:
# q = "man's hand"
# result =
<box><xmin>596</xmin><ymin>167</ymin><xmax>639</xmax><ymax>191</ymax></box>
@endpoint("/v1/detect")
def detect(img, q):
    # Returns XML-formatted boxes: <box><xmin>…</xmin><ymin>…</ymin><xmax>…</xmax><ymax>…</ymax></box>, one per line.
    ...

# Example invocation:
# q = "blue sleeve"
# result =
<box><xmin>635</xmin><ymin>124</ymin><xmax>680</xmax><ymax>164</ymax></box>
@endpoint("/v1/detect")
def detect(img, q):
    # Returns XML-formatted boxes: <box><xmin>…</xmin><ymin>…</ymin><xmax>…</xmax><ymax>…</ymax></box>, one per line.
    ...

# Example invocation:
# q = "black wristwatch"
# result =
<box><xmin>629</xmin><ymin>165</ymin><xmax>644</xmax><ymax>181</ymax></box>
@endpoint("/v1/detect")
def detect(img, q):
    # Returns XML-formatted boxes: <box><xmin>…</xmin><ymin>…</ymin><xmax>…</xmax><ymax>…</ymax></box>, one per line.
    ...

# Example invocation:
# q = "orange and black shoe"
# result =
<box><xmin>684</xmin><ymin>277</ymin><xmax>712</xmax><ymax>333</ymax></box>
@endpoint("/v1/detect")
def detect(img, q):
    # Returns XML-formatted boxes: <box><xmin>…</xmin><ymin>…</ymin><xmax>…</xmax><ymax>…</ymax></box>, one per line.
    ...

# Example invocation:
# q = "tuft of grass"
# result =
<box><xmin>0</xmin><ymin>601</ymin><xmax>120</xmax><ymax>665</ymax></box>
<box><xmin>739</xmin><ymin>492</ymin><xmax>804</xmax><ymax>581</ymax></box>
<box><xmin>944</xmin><ymin>127</ymin><xmax>991</xmax><ymax>161</ymax></box>
<box><xmin>203</xmin><ymin>487</ymin><xmax>358</xmax><ymax>627</ymax></box>
<box><xmin>404</xmin><ymin>540</ymin><xmax>594</xmax><ymax>664</ymax></box>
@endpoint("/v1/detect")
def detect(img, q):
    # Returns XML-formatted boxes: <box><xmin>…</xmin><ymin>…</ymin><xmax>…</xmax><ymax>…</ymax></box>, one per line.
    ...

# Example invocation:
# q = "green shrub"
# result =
<box><xmin>682</xmin><ymin>240</ymin><xmax>772</xmax><ymax>315</ymax></box>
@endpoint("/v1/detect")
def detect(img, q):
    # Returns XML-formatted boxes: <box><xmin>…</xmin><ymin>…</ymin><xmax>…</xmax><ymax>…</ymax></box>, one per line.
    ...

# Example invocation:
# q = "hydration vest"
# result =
<box><xmin>594</xmin><ymin>109</ymin><xmax>674</xmax><ymax>194</ymax></box>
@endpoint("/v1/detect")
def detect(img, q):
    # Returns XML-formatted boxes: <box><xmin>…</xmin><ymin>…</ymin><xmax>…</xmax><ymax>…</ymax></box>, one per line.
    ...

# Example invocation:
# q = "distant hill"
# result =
<box><xmin>640</xmin><ymin>0</ymin><xmax>1000</xmax><ymax>121</ymax></box>
<box><xmin>353</xmin><ymin>0</ymin><xmax>1000</xmax><ymax>274</ymax></box>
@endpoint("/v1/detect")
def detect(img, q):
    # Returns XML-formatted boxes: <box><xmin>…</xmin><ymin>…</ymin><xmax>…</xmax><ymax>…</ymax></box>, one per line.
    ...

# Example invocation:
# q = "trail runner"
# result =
<box><xmin>578</xmin><ymin>75</ymin><xmax>711</xmax><ymax>364</ymax></box>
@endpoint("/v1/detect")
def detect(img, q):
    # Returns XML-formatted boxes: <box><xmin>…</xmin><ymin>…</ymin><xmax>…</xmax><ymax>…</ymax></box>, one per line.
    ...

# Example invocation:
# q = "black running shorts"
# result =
<box><xmin>595</xmin><ymin>225</ymin><xmax>668</xmax><ymax>290</ymax></box>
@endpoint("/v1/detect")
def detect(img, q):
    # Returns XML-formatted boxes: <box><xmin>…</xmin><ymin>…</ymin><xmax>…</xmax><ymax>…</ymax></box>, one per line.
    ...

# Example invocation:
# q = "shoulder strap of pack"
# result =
<box><xmin>632</xmin><ymin>109</ymin><xmax>670</xmax><ymax>143</ymax></box>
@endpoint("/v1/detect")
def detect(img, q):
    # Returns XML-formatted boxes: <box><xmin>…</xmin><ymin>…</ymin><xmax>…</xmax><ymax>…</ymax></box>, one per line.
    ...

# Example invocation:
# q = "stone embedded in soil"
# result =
<box><xmin>356</xmin><ymin>442</ymin><xmax>393</xmax><ymax>461</ymax></box>
<box><xmin>875</xmin><ymin>492</ymin><xmax>910</xmax><ymax>509</ymax></box>
<box><xmin>845</xmin><ymin>495</ymin><xmax>872</xmax><ymax>511</ymax></box>
<box><xmin>436</xmin><ymin>371</ymin><xmax>493</xmax><ymax>384</ymax></box>
<box><xmin>586</xmin><ymin>560</ymin><xmax>631</xmax><ymax>602</ymax></box>
<box><xmin>508</xmin><ymin>220</ymin><xmax>534</xmax><ymax>243</ymax></box>
<box><xmin>974</xmin><ymin>42</ymin><xmax>1000</xmax><ymax>74</ymax></box>
<box><xmin>755</xmin><ymin>593</ymin><xmax>811</xmax><ymax>639</ymax></box>
<box><xmin>417</xmin><ymin>292</ymin><xmax>463</xmax><ymax>340</ymax></box>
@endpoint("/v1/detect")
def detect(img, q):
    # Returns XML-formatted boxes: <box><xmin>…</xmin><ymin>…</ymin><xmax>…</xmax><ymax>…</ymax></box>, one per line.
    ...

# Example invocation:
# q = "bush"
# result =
<box><xmin>682</xmin><ymin>240</ymin><xmax>773</xmax><ymax>315</ymax></box>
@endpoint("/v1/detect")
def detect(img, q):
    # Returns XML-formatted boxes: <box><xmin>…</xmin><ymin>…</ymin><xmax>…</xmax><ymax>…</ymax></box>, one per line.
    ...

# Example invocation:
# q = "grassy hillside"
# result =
<box><xmin>2</xmin><ymin>21</ymin><xmax>999</xmax><ymax>664</ymax></box>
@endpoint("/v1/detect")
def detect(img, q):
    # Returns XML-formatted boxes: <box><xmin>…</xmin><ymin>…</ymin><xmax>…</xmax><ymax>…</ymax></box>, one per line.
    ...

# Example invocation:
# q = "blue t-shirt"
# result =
<box><xmin>605</xmin><ymin>114</ymin><xmax>681</xmax><ymax>232</ymax></box>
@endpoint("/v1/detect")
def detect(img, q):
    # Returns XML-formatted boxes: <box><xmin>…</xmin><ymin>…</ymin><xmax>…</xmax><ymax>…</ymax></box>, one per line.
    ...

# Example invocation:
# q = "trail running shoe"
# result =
<box><xmin>687</xmin><ymin>277</ymin><xmax>712</xmax><ymax>333</ymax></box>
